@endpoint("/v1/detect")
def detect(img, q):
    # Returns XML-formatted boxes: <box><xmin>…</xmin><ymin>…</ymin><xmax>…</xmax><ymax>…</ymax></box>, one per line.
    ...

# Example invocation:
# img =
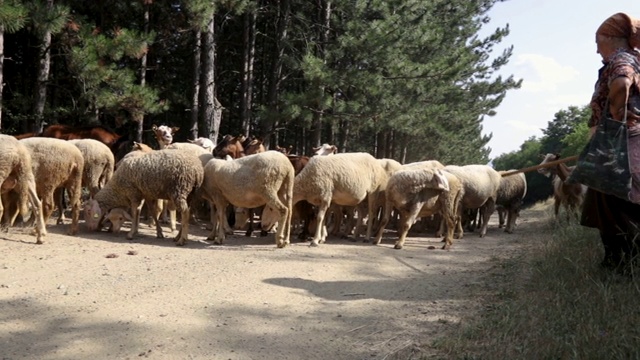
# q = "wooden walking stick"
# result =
<box><xmin>500</xmin><ymin>155</ymin><xmax>579</xmax><ymax>177</ymax></box>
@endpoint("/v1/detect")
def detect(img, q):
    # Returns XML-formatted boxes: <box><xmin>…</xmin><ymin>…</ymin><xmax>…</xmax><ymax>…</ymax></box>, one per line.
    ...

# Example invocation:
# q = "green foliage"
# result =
<box><xmin>0</xmin><ymin>0</ymin><xmax>28</xmax><ymax>33</ymax></box>
<box><xmin>25</xmin><ymin>0</ymin><xmax>69</xmax><ymax>36</ymax></box>
<box><xmin>64</xmin><ymin>17</ymin><xmax>164</xmax><ymax>122</ymax></box>
<box><xmin>561</xmin><ymin>120</ymin><xmax>590</xmax><ymax>158</ymax></box>
<box><xmin>540</xmin><ymin>105</ymin><xmax>591</xmax><ymax>155</ymax></box>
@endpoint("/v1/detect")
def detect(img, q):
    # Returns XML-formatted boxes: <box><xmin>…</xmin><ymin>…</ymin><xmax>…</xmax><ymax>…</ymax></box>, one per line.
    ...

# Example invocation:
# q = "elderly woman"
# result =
<box><xmin>581</xmin><ymin>13</ymin><xmax>640</xmax><ymax>272</ymax></box>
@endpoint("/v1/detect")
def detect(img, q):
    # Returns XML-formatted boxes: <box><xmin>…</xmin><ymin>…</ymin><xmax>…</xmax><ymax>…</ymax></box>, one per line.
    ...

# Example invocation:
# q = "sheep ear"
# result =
<box><xmin>171</xmin><ymin>127</ymin><xmax>180</xmax><ymax>134</ymax></box>
<box><xmin>433</xmin><ymin>170</ymin><xmax>450</xmax><ymax>191</ymax></box>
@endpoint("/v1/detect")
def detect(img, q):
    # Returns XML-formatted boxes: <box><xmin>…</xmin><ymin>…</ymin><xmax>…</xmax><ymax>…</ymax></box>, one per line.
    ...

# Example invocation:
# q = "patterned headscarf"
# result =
<box><xmin>596</xmin><ymin>12</ymin><xmax>640</xmax><ymax>49</ymax></box>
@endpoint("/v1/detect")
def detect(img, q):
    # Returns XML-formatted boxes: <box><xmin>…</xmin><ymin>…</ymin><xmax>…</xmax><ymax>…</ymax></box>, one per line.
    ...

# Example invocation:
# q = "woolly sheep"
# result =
<box><xmin>188</xmin><ymin>137</ymin><xmax>215</xmax><ymax>152</ymax></box>
<box><xmin>495</xmin><ymin>171</ymin><xmax>527</xmax><ymax>233</ymax></box>
<box><xmin>0</xmin><ymin>135</ymin><xmax>46</xmax><ymax>243</ymax></box>
<box><xmin>442</xmin><ymin>164</ymin><xmax>502</xmax><ymax>238</ymax></box>
<box><xmin>20</xmin><ymin>137</ymin><xmax>85</xmax><ymax>235</ymax></box>
<box><xmin>373</xmin><ymin>167</ymin><xmax>462</xmax><ymax>249</ymax></box>
<box><xmin>312</xmin><ymin>143</ymin><xmax>338</xmax><ymax>156</ymax></box>
<box><xmin>89</xmin><ymin>149</ymin><xmax>204</xmax><ymax>245</ymax></box>
<box><xmin>293</xmin><ymin>152</ymin><xmax>389</xmax><ymax>246</ymax></box>
<box><xmin>68</xmin><ymin>139</ymin><xmax>115</xmax><ymax>198</ymax></box>
<box><xmin>201</xmin><ymin>151</ymin><xmax>295</xmax><ymax>248</ymax></box>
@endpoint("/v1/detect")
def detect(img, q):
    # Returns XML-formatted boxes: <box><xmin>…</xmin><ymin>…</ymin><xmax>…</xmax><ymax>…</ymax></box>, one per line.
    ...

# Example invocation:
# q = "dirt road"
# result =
<box><xmin>0</xmin><ymin>208</ymin><xmax>544</xmax><ymax>360</ymax></box>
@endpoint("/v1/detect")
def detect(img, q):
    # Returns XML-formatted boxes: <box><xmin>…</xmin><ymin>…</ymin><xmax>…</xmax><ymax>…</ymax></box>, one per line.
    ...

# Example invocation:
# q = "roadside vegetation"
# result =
<box><xmin>433</xmin><ymin>201</ymin><xmax>640</xmax><ymax>359</ymax></box>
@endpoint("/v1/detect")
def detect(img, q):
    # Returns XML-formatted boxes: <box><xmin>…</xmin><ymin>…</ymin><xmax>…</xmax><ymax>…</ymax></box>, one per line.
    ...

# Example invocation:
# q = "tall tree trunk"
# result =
<box><xmin>33</xmin><ymin>0</ymin><xmax>54</xmax><ymax>133</ymax></box>
<box><xmin>201</xmin><ymin>14</ymin><xmax>222</xmax><ymax>143</ymax></box>
<box><xmin>189</xmin><ymin>29</ymin><xmax>201</xmax><ymax>140</ymax></box>
<box><xmin>263</xmin><ymin>0</ymin><xmax>291</xmax><ymax>148</ymax></box>
<box><xmin>311</xmin><ymin>0</ymin><xmax>331</xmax><ymax>148</ymax></box>
<box><xmin>240</xmin><ymin>8</ymin><xmax>257</xmax><ymax>137</ymax></box>
<box><xmin>136</xmin><ymin>0</ymin><xmax>150</xmax><ymax>143</ymax></box>
<box><xmin>0</xmin><ymin>26</ymin><xmax>4</xmax><ymax>131</ymax></box>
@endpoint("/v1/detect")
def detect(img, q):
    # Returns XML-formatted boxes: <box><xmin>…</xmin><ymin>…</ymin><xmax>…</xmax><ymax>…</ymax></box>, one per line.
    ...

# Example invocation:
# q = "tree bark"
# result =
<box><xmin>311</xmin><ymin>0</ymin><xmax>331</xmax><ymax>148</ymax></box>
<box><xmin>240</xmin><ymin>8</ymin><xmax>257</xmax><ymax>137</ymax></box>
<box><xmin>263</xmin><ymin>0</ymin><xmax>291</xmax><ymax>148</ymax></box>
<box><xmin>33</xmin><ymin>0</ymin><xmax>54</xmax><ymax>134</ymax></box>
<box><xmin>201</xmin><ymin>14</ymin><xmax>221</xmax><ymax>143</ymax></box>
<box><xmin>189</xmin><ymin>29</ymin><xmax>201</xmax><ymax>140</ymax></box>
<box><xmin>0</xmin><ymin>26</ymin><xmax>4</xmax><ymax>131</ymax></box>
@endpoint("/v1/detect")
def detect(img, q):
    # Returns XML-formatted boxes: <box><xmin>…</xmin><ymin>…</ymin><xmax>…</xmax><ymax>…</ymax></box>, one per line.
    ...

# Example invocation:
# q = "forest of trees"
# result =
<box><xmin>0</xmin><ymin>0</ymin><xmax>522</xmax><ymax>165</ymax></box>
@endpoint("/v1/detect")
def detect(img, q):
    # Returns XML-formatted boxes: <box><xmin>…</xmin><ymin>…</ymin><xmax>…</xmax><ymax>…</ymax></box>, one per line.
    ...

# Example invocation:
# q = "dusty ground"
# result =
<box><xmin>0</xmin><ymin>208</ymin><xmax>546</xmax><ymax>360</ymax></box>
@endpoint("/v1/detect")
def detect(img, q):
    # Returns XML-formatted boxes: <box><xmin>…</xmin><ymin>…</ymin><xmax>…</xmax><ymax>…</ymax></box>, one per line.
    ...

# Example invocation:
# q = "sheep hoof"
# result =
<box><xmin>175</xmin><ymin>240</ymin><xmax>186</xmax><ymax>246</ymax></box>
<box><xmin>309</xmin><ymin>241</ymin><xmax>319</xmax><ymax>247</ymax></box>
<box><xmin>394</xmin><ymin>243</ymin><xmax>403</xmax><ymax>250</ymax></box>
<box><xmin>277</xmin><ymin>241</ymin><xmax>288</xmax><ymax>248</ymax></box>
<box><xmin>441</xmin><ymin>243</ymin><xmax>451</xmax><ymax>250</ymax></box>
<box><xmin>245</xmin><ymin>230</ymin><xmax>253</xmax><ymax>237</ymax></box>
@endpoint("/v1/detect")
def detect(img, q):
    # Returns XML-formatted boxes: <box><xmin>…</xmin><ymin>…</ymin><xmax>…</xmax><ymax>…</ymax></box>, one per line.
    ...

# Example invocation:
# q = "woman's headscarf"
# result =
<box><xmin>596</xmin><ymin>12</ymin><xmax>640</xmax><ymax>49</ymax></box>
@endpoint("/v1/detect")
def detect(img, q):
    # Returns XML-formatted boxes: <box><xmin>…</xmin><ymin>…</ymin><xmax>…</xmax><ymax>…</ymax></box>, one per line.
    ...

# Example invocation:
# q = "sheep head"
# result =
<box><xmin>83</xmin><ymin>198</ymin><xmax>103</xmax><ymax>231</ymax></box>
<box><xmin>105</xmin><ymin>208</ymin><xmax>134</xmax><ymax>233</ymax></box>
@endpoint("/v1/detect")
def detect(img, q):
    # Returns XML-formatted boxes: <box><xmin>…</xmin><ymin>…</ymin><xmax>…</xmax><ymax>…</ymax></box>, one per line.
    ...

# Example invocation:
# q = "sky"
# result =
<box><xmin>480</xmin><ymin>1</ymin><xmax>640</xmax><ymax>159</ymax></box>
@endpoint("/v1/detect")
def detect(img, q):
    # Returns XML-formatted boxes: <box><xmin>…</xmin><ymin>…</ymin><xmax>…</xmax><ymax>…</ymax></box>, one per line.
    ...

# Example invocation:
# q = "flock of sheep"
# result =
<box><xmin>0</xmin><ymin>125</ymin><xmax>534</xmax><ymax>250</ymax></box>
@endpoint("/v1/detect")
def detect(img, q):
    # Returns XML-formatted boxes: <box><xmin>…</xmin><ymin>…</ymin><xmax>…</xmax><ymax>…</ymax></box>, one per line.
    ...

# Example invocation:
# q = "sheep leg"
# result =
<box><xmin>146</xmin><ymin>200</ymin><xmax>164</xmax><ymax>239</ymax></box>
<box><xmin>28</xmin><ymin>183</ymin><xmax>46</xmax><ymax>243</ymax></box>
<box><xmin>373</xmin><ymin>199</ymin><xmax>393</xmax><ymax>245</ymax></box>
<box><xmin>245</xmin><ymin>207</ymin><xmax>254</xmax><ymax>237</ymax></box>
<box><xmin>54</xmin><ymin>188</ymin><xmax>66</xmax><ymax>225</ymax></box>
<box><xmin>127</xmin><ymin>200</ymin><xmax>142</xmax><ymax>240</ymax></box>
<box><xmin>505</xmin><ymin>207</ymin><xmax>516</xmax><ymax>233</ymax></box>
<box><xmin>206</xmin><ymin>201</ymin><xmax>219</xmax><ymax>242</ymax></box>
<box><xmin>479</xmin><ymin>200</ymin><xmax>495</xmax><ymax>238</ymax></box>
<box><xmin>41</xmin><ymin>191</ymin><xmax>55</xmax><ymax>225</ymax></box>
<box><xmin>66</xmin><ymin>177</ymin><xmax>83</xmax><ymax>236</ymax></box>
<box><xmin>214</xmin><ymin>199</ymin><xmax>229</xmax><ymax>245</ymax></box>
<box><xmin>395</xmin><ymin>206</ymin><xmax>421</xmax><ymax>250</ymax></box>
<box><xmin>265</xmin><ymin>192</ymin><xmax>289</xmax><ymax>248</ymax></box>
<box><xmin>168</xmin><ymin>202</ymin><xmax>177</xmax><ymax>234</ymax></box>
<box><xmin>175</xmin><ymin>199</ymin><xmax>190</xmax><ymax>246</ymax></box>
<box><xmin>310</xmin><ymin>201</ymin><xmax>330</xmax><ymax>247</ymax></box>
<box><xmin>553</xmin><ymin>197</ymin><xmax>561</xmax><ymax>218</ymax></box>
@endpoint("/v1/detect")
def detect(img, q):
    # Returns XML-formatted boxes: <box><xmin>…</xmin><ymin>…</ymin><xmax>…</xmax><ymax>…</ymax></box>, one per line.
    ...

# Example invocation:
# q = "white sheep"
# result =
<box><xmin>312</xmin><ymin>143</ymin><xmax>338</xmax><ymax>156</ymax></box>
<box><xmin>89</xmin><ymin>148</ymin><xmax>204</xmax><ymax>245</ymax></box>
<box><xmin>441</xmin><ymin>164</ymin><xmax>502</xmax><ymax>238</ymax></box>
<box><xmin>0</xmin><ymin>135</ymin><xmax>46</xmax><ymax>243</ymax></box>
<box><xmin>68</xmin><ymin>139</ymin><xmax>115</xmax><ymax>198</ymax></box>
<box><xmin>201</xmin><ymin>151</ymin><xmax>295</xmax><ymax>248</ymax></box>
<box><xmin>188</xmin><ymin>137</ymin><xmax>215</xmax><ymax>152</ymax></box>
<box><xmin>293</xmin><ymin>152</ymin><xmax>389</xmax><ymax>246</ymax></box>
<box><xmin>373</xmin><ymin>167</ymin><xmax>463</xmax><ymax>249</ymax></box>
<box><xmin>20</xmin><ymin>137</ymin><xmax>85</xmax><ymax>235</ymax></box>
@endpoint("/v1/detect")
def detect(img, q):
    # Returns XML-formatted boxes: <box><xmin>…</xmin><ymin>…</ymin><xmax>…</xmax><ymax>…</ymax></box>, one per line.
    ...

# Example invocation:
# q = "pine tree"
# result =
<box><xmin>0</xmin><ymin>0</ymin><xmax>27</xmax><ymax>130</ymax></box>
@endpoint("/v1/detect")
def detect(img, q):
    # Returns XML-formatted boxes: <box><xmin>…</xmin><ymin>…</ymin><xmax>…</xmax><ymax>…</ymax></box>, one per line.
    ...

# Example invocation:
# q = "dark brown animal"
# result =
<box><xmin>41</xmin><ymin>124</ymin><xmax>122</xmax><ymax>147</ymax></box>
<box><xmin>538</xmin><ymin>153</ymin><xmax>586</xmax><ymax>220</ymax></box>
<box><xmin>274</xmin><ymin>145</ymin><xmax>293</xmax><ymax>155</ymax></box>
<box><xmin>244</xmin><ymin>138</ymin><xmax>266</xmax><ymax>155</ymax></box>
<box><xmin>213</xmin><ymin>135</ymin><xmax>245</xmax><ymax>159</ymax></box>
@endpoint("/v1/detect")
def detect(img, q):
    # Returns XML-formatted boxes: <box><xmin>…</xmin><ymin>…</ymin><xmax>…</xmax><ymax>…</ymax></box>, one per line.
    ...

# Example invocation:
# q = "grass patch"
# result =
<box><xmin>432</xmin><ymin>202</ymin><xmax>640</xmax><ymax>359</ymax></box>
